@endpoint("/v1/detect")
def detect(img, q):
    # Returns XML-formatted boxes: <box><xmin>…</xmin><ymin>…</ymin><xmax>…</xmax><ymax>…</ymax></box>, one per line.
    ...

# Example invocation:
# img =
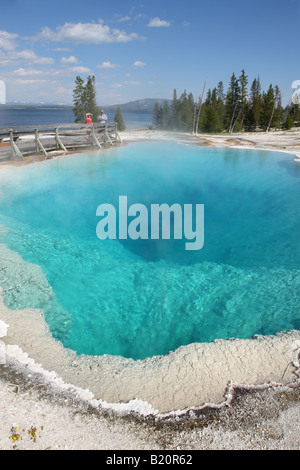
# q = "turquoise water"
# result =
<box><xmin>0</xmin><ymin>141</ymin><xmax>300</xmax><ymax>359</ymax></box>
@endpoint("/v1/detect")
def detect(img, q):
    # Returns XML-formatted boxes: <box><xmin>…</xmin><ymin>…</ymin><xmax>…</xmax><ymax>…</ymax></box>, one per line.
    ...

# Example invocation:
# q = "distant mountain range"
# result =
<box><xmin>0</xmin><ymin>98</ymin><xmax>170</xmax><ymax>111</ymax></box>
<box><xmin>106</xmin><ymin>98</ymin><xmax>171</xmax><ymax>111</ymax></box>
<box><xmin>0</xmin><ymin>102</ymin><xmax>71</xmax><ymax>109</ymax></box>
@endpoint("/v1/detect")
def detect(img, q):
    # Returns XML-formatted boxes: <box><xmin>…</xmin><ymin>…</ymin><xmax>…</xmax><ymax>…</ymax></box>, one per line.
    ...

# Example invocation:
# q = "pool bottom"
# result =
<box><xmin>1</xmin><ymin>219</ymin><xmax>300</xmax><ymax>361</ymax></box>
<box><xmin>0</xmin><ymin>243</ymin><xmax>299</xmax><ymax>415</ymax></box>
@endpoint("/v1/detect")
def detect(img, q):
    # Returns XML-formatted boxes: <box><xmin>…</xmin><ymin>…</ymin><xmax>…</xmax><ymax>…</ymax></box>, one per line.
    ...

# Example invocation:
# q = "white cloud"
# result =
<box><xmin>14</xmin><ymin>67</ymin><xmax>44</xmax><ymax>76</ymax></box>
<box><xmin>132</xmin><ymin>60</ymin><xmax>146</xmax><ymax>68</ymax></box>
<box><xmin>124</xmin><ymin>81</ymin><xmax>141</xmax><ymax>85</ymax></box>
<box><xmin>0</xmin><ymin>30</ymin><xmax>18</xmax><ymax>51</ymax></box>
<box><xmin>134</xmin><ymin>13</ymin><xmax>146</xmax><ymax>21</ymax></box>
<box><xmin>60</xmin><ymin>55</ymin><xmax>79</xmax><ymax>65</ymax></box>
<box><xmin>147</xmin><ymin>17</ymin><xmax>170</xmax><ymax>27</ymax></box>
<box><xmin>97</xmin><ymin>61</ymin><xmax>119</xmax><ymax>69</ymax></box>
<box><xmin>13</xmin><ymin>67</ymin><xmax>61</xmax><ymax>78</ymax></box>
<box><xmin>71</xmin><ymin>66</ymin><xmax>91</xmax><ymax>74</ymax></box>
<box><xmin>53</xmin><ymin>47</ymin><xmax>71</xmax><ymax>52</ymax></box>
<box><xmin>0</xmin><ymin>49</ymin><xmax>54</xmax><ymax>66</ymax></box>
<box><xmin>56</xmin><ymin>86</ymin><xmax>72</xmax><ymax>95</ymax></box>
<box><xmin>15</xmin><ymin>78</ymin><xmax>47</xmax><ymax>85</ymax></box>
<box><xmin>117</xmin><ymin>16</ymin><xmax>131</xmax><ymax>22</ymax></box>
<box><xmin>14</xmin><ymin>50</ymin><xmax>55</xmax><ymax>65</ymax></box>
<box><xmin>0</xmin><ymin>30</ymin><xmax>55</xmax><ymax>66</ymax></box>
<box><xmin>37</xmin><ymin>21</ymin><xmax>139</xmax><ymax>44</ymax></box>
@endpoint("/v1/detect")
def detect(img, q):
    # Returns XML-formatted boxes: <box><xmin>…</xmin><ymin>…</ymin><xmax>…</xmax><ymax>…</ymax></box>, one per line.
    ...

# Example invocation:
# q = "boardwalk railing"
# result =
<box><xmin>0</xmin><ymin>123</ymin><xmax>123</xmax><ymax>161</ymax></box>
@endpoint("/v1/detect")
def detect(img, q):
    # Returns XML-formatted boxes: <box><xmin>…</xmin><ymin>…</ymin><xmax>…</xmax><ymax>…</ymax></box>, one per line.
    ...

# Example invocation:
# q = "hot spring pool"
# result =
<box><xmin>0</xmin><ymin>141</ymin><xmax>299</xmax><ymax>360</ymax></box>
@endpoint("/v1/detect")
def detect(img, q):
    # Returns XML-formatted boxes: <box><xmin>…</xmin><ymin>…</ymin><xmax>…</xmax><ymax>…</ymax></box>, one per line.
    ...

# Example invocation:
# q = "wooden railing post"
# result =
<box><xmin>9</xmin><ymin>130</ymin><xmax>24</xmax><ymax>160</ymax></box>
<box><xmin>104</xmin><ymin>124</ymin><xmax>112</xmax><ymax>145</ymax></box>
<box><xmin>55</xmin><ymin>127</ymin><xmax>67</xmax><ymax>152</ymax></box>
<box><xmin>35</xmin><ymin>129</ymin><xmax>47</xmax><ymax>157</ymax></box>
<box><xmin>91</xmin><ymin>125</ymin><xmax>101</xmax><ymax>148</ymax></box>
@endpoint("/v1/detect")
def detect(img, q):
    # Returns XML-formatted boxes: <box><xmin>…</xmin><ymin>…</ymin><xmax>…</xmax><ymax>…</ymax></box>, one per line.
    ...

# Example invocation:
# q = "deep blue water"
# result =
<box><xmin>0</xmin><ymin>141</ymin><xmax>299</xmax><ymax>359</ymax></box>
<box><xmin>0</xmin><ymin>107</ymin><xmax>152</xmax><ymax>128</ymax></box>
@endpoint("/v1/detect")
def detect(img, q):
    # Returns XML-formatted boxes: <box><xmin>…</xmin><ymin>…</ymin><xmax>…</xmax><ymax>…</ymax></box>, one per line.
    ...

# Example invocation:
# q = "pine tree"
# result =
<box><xmin>202</xmin><ymin>106</ymin><xmax>220</xmax><ymax>133</ymax></box>
<box><xmin>153</xmin><ymin>102</ymin><xmax>162</xmax><ymax>127</ymax></box>
<box><xmin>283</xmin><ymin>113</ymin><xmax>294</xmax><ymax>130</ymax></box>
<box><xmin>177</xmin><ymin>90</ymin><xmax>194</xmax><ymax>131</ymax></box>
<box><xmin>274</xmin><ymin>85</ymin><xmax>283</xmax><ymax>128</ymax></box>
<box><xmin>72</xmin><ymin>76</ymin><xmax>86</xmax><ymax>122</ymax></box>
<box><xmin>216</xmin><ymin>81</ymin><xmax>225</xmax><ymax>103</ymax></box>
<box><xmin>250</xmin><ymin>78</ymin><xmax>262</xmax><ymax>129</ymax></box>
<box><xmin>84</xmin><ymin>75</ymin><xmax>99</xmax><ymax>121</ymax></box>
<box><xmin>169</xmin><ymin>89</ymin><xmax>180</xmax><ymax>129</ymax></box>
<box><xmin>114</xmin><ymin>107</ymin><xmax>126</xmax><ymax>131</ymax></box>
<box><xmin>295</xmin><ymin>104</ymin><xmax>300</xmax><ymax>123</ymax></box>
<box><xmin>294</xmin><ymin>104</ymin><xmax>300</xmax><ymax>122</ymax></box>
<box><xmin>201</xmin><ymin>88</ymin><xmax>222</xmax><ymax>133</ymax></box>
<box><xmin>239</xmin><ymin>69</ymin><xmax>248</xmax><ymax>126</ymax></box>
<box><xmin>205</xmin><ymin>89</ymin><xmax>212</xmax><ymax>106</ymax></box>
<box><xmin>261</xmin><ymin>84</ymin><xmax>275</xmax><ymax>131</ymax></box>
<box><xmin>216</xmin><ymin>82</ymin><xmax>225</xmax><ymax>131</ymax></box>
<box><xmin>72</xmin><ymin>75</ymin><xmax>99</xmax><ymax>123</ymax></box>
<box><xmin>225</xmin><ymin>73</ymin><xmax>241</xmax><ymax>132</ymax></box>
<box><xmin>161</xmin><ymin>100</ymin><xmax>170</xmax><ymax>129</ymax></box>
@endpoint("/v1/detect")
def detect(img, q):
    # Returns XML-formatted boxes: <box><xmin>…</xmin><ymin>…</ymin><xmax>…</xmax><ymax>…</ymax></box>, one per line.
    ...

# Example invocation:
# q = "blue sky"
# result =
<box><xmin>0</xmin><ymin>0</ymin><xmax>299</xmax><ymax>106</ymax></box>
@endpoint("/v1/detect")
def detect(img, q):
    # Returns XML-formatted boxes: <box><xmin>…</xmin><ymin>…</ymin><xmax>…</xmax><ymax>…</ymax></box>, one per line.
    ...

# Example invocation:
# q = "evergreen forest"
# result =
<box><xmin>152</xmin><ymin>70</ymin><xmax>300</xmax><ymax>133</ymax></box>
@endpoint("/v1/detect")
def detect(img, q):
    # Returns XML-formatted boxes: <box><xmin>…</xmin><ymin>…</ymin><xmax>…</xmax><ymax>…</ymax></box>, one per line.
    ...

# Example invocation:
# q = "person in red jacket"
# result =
<box><xmin>85</xmin><ymin>113</ymin><xmax>93</xmax><ymax>141</ymax></box>
<box><xmin>86</xmin><ymin>113</ymin><xmax>93</xmax><ymax>124</ymax></box>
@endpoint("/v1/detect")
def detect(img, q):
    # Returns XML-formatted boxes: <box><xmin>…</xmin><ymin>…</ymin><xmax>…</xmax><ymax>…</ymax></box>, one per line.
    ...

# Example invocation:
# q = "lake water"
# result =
<box><xmin>0</xmin><ymin>141</ymin><xmax>299</xmax><ymax>360</ymax></box>
<box><xmin>0</xmin><ymin>107</ymin><xmax>153</xmax><ymax>129</ymax></box>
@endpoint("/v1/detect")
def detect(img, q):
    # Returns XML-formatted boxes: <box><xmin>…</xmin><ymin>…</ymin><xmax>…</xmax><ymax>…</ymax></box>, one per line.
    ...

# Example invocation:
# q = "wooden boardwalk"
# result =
<box><xmin>0</xmin><ymin>123</ymin><xmax>122</xmax><ymax>162</ymax></box>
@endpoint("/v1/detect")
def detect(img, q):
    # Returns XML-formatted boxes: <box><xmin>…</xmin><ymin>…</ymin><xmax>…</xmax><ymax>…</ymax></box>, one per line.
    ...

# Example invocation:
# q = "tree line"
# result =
<box><xmin>72</xmin><ymin>75</ymin><xmax>126</xmax><ymax>130</ymax></box>
<box><xmin>153</xmin><ymin>70</ymin><xmax>300</xmax><ymax>133</ymax></box>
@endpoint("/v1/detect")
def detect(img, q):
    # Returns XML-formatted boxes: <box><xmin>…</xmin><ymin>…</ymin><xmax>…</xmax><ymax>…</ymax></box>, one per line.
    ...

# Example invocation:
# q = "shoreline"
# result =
<box><xmin>0</xmin><ymin>128</ymin><xmax>300</xmax><ymax>449</ymax></box>
<box><xmin>1</xmin><ymin>128</ymin><xmax>300</xmax><ymax>169</ymax></box>
<box><xmin>120</xmin><ymin>128</ymin><xmax>300</xmax><ymax>158</ymax></box>
<box><xmin>1</xmin><ymin>244</ymin><xmax>298</xmax><ymax>416</ymax></box>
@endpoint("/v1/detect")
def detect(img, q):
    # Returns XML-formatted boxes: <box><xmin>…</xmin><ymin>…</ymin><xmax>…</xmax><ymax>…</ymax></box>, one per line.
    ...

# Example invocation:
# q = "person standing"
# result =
<box><xmin>98</xmin><ymin>110</ymin><xmax>108</xmax><ymax>124</ymax></box>
<box><xmin>86</xmin><ymin>113</ymin><xmax>93</xmax><ymax>124</ymax></box>
<box><xmin>85</xmin><ymin>113</ymin><xmax>93</xmax><ymax>140</ymax></box>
